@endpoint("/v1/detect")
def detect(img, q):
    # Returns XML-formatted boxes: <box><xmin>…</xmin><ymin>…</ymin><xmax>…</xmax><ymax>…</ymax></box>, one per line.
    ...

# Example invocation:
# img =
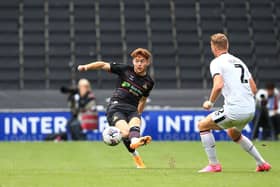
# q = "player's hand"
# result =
<box><xmin>202</xmin><ymin>100</ymin><xmax>214</xmax><ymax>110</ymax></box>
<box><xmin>77</xmin><ymin>65</ymin><xmax>87</xmax><ymax>72</ymax></box>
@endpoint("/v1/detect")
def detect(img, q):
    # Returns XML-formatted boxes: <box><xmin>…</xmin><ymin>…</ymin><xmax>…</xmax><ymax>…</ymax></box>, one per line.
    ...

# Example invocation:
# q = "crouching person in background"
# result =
<box><xmin>252</xmin><ymin>83</ymin><xmax>280</xmax><ymax>140</ymax></box>
<box><xmin>45</xmin><ymin>78</ymin><xmax>98</xmax><ymax>141</ymax></box>
<box><xmin>69</xmin><ymin>78</ymin><xmax>98</xmax><ymax>140</ymax></box>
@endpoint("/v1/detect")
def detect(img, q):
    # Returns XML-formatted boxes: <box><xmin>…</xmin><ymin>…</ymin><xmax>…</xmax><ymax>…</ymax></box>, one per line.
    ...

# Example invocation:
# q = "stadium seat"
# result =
<box><xmin>99</xmin><ymin>71</ymin><xmax>118</xmax><ymax>89</ymax></box>
<box><xmin>174</xmin><ymin>0</ymin><xmax>202</xmax><ymax>88</ymax></box>
<box><xmin>200</xmin><ymin>0</ymin><xmax>224</xmax><ymax>49</ymax></box>
<box><xmin>0</xmin><ymin>1</ymin><xmax>19</xmax><ymax>88</ymax></box>
<box><xmin>74</xmin><ymin>0</ymin><xmax>97</xmax><ymax>85</ymax></box>
<box><xmin>154</xmin><ymin>68</ymin><xmax>177</xmax><ymax>89</ymax></box>
<box><xmin>250</xmin><ymin>0</ymin><xmax>278</xmax><ymax>86</ymax></box>
<box><xmin>180</xmin><ymin>67</ymin><xmax>204</xmax><ymax>88</ymax></box>
<box><xmin>23</xmin><ymin>1</ymin><xmax>46</xmax><ymax>88</ymax></box>
<box><xmin>99</xmin><ymin>0</ymin><xmax>123</xmax><ymax>65</ymax></box>
<box><xmin>199</xmin><ymin>0</ymin><xmax>224</xmax><ymax>80</ymax></box>
<box><xmin>150</xmin><ymin>0</ymin><xmax>177</xmax><ymax>88</ymax></box>
<box><xmin>48</xmin><ymin>0</ymin><xmax>71</xmax><ymax>89</ymax></box>
<box><xmin>223</xmin><ymin>0</ymin><xmax>253</xmax><ymax>68</ymax></box>
<box><xmin>124</xmin><ymin>0</ymin><xmax>148</xmax><ymax>53</ymax></box>
<box><xmin>0</xmin><ymin>0</ymin><xmax>279</xmax><ymax>90</ymax></box>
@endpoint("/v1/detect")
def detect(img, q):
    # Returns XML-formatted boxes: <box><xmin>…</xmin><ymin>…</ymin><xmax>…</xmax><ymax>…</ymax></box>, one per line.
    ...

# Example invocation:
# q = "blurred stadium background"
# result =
<box><xmin>0</xmin><ymin>0</ymin><xmax>279</xmax><ymax>109</ymax></box>
<box><xmin>0</xmin><ymin>2</ymin><xmax>280</xmax><ymax>185</ymax></box>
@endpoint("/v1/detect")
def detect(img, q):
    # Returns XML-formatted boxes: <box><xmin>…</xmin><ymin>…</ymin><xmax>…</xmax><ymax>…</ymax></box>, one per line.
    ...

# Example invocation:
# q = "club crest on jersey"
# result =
<box><xmin>113</xmin><ymin>115</ymin><xmax>119</xmax><ymax>122</ymax></box>
<box><xmin>143</xmin><ymin>83</ymin><xmax>148</xmax><ymax>90</ymax></box>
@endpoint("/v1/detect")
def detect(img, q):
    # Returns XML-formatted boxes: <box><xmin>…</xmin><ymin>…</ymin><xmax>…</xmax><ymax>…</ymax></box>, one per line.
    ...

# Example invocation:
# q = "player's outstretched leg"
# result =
<box><xmin>198</xmin><ymin>130</ymin><xmax>222</xmax><ymax>173</ymax></box>
<box><xmin>238</xmin><ymin>135</ymin><xmax>271</xmax><ymax>172</ymax></box>
<box><xmin>130</xmin><ymin>136</ymin><xmax>152</xmax><ymax>149</ymax></box>
<box><xmin>122</xmin><ymin>137</ymin><xmax>146</xmax><ymax>168</ymax></box>
<box><xmin>128</xmin><ymin>126</ymin><xmax>152</xmax><ymax>149</ymax></box>
<box><xmin>227</xmin><ymin>128</ymin><xmax>271</xmax><ymax>172</ymax></box>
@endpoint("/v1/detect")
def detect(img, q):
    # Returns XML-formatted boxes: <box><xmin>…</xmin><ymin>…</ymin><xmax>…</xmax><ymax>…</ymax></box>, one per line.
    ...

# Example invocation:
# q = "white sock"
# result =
<box><xmin>200</xmin><ymin>131</ymin><xmax>219</xmax><ymax>164</ymax></box>
<box><xmin>238</xmin><ymin>135</ymin><xmax>265</xmax><ymax>165</ymax></box>
<box><xmin>132</xmin><ymin>150</ymin><xmax>139</xmax><ymax>157</ymax></box>
<box><xmin>131</xmin><ymin>137</ymin><xmax>138</xmax><ymax>144</ymax></box>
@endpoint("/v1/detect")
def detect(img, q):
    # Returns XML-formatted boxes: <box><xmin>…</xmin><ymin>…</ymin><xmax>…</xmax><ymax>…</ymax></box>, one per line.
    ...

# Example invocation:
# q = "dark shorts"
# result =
<box><xmin>106</xmin><ymin>103</ymin><xmax>140</xmax><ymax>126</ymax></box>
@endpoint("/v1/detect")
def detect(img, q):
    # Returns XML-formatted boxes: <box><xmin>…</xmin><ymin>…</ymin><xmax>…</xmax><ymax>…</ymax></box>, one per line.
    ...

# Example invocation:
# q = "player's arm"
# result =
<box><xmin>203</xmin><ymin>74</ymin><xmax>224</xmax><ymax>110</ymax></box>
<box><xmin>138</xmin><ymin>96</ymin><xmax>148</xmax><ymax>114</ymax></box>
<box><xmin>249</xmin><ymin>78</ymin><xmax>257</xmax><ymax>95</ymax></box>
<box><xmin>77</xmin><ymin>61</ymin><xmax>111</xmax><ymax>72</ymax></box>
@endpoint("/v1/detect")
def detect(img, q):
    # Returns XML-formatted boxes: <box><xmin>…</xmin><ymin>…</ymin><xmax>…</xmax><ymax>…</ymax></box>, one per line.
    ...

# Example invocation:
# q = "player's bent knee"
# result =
<box><xmin>198</xmin><ymin>122</ymin><xmax>208</xmax><ymax>131</ymax></box>
<box><xmin>198</xmin><ymin>115</ymin><xmax>217</xmax><ymax>131</ymax></box>
<box><xmin>197</xmin><ymin>122</ymin><xmax>203</xmax><ymax>131</ymax></box>
<box><xmin>227</xmin><ymin>128</ymin><xmax>241</xmax><ymax>142</ymax></box>
<box><xmin>197</xmin><ymin>120</ymin><xmax>209</xmax><ymax>131</ymax></box>
<box><xmin>115</xmin><ymin>120</ymin><xmax>129</xmax><ymax>137</ymax></box>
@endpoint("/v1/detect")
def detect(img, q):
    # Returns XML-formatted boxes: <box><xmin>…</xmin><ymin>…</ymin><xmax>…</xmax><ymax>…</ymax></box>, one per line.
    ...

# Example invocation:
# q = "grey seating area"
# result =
<box><xmin>150</xmin><ymin>0</ymin><xmax>177</xmax><ymax>89</ymax></box>
<box><xmin>224</xmin><ymin>0</ymin><xmax>252</xmax><ymax>67</ymax></box>
<box><xmin>0</xmin><ymin>0</ymin><xmax>280</xmax><ymax>90</ymax></box>
<box><xmin>0</xmin><ymin>1</ymin><xmax>19</xmax><ymax>89</ymax></box>
<box><xmin>175</xmin><ymin>0</ymin><xmax>202</xmax><ymax>88</ymax></box>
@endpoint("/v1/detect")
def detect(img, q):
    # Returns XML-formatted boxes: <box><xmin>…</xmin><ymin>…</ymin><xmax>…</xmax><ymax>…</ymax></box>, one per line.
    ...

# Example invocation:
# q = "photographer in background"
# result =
<box><xmin>265</xmin><ymin>83</ymin><xmax>280</xmax><ymax>140</ymax></box>
<box><xmin>252</xmin><ymin>83</ymin><xmax>280</xmax><ymax>140</ymax></box>
<box><xmin>45</xmin><ymin>78</ymin><xmax>98</xmax><ymax>141</ymax></box>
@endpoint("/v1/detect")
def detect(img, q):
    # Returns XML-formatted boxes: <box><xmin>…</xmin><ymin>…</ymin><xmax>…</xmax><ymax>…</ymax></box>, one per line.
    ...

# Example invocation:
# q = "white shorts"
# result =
<box><xmin>210</xmin><ymin>108</ymin><xmax>254</xmax><ymax>131</ymax></box>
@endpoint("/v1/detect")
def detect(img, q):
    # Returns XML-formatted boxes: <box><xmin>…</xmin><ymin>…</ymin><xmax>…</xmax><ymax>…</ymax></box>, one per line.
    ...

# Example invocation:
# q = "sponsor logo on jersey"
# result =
<box><xmin>121</xmin><ymin>81</ymin><xmax>143</xmax><ymax>96</ymax></box>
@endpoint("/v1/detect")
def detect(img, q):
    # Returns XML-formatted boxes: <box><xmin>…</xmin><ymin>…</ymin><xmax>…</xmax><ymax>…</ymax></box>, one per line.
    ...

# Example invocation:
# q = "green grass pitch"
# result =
<box><xmin>0</xmin><ymin>141</ymin><xmax>279</xmax><ymax>187</ymax></box>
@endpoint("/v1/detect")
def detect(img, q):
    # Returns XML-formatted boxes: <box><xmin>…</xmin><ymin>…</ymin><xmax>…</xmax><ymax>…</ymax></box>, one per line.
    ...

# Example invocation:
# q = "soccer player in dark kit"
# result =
<box><xmin>78</xmin><ymin>48</ymin><xmax>154</xmax><ymax>168</ymax></box>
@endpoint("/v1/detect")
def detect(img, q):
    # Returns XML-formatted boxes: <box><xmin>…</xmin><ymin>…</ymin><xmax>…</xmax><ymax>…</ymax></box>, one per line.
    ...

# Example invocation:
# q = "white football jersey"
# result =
<box><xmin>210</xmin><ymin>53</ymin><xmax>255</xmax><ymax>119</ymax></box>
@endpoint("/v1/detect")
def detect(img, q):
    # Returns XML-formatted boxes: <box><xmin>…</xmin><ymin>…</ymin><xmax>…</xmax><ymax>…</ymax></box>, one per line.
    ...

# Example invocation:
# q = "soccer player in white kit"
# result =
<box><xmin>198</xmin><ymin>33</ymin><xmax>271</xmax><ymax>172</ymax></box>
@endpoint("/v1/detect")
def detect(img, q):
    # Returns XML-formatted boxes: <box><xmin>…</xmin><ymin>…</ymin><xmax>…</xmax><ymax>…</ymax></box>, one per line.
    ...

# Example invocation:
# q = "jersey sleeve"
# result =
<box><xmin>243</xmin><ymin>64</ymin><xmax>252</xmax><ymax>79</ymax></box>
<box><xmin>143</xmin><ymin>80</ymin><xmax>154</xmax><ymax>97</ymax></box>
<box><xmin>110</xmin><ymin>62</ymin><xmax>128</xmax><ymax>75</ymax></box>
<box><xmin>210</xmin><ymin>60</ymin><xmax>222</xmax><ymax>77</ymax></box>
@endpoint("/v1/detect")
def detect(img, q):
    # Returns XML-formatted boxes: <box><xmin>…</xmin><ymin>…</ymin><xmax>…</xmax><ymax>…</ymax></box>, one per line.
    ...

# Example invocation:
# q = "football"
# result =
<box><xmin>102</xmin><ymin>126</ymin><xmax>122</xmax><ymax>146</ymax></box>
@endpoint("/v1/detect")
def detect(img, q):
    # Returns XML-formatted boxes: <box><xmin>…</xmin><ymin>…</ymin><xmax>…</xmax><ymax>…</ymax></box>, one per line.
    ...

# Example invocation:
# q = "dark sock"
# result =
<box><xmin>129</xmin><ymin>126</ymin><xmax>140</xmax><ymax>140</ymax></box>
<box><xmin>122</xmin><ymin>137</ymin><xmax>135</xmax><ymax>153</ymax></box>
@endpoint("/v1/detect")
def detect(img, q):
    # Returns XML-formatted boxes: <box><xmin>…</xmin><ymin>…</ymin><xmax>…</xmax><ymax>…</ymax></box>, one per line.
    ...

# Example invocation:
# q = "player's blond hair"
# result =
<box><xmin>78</xmin><ymin>78</ymin><xmax>91</xmax><ymax>90</ymax></box>
<box><xmin>130</xmin><ymin>48</ymin><xmax>152</xmax><ymax>62</ymax></box>
<box><xmin>210</xmin><ymin>33</ymin><xmax>229</xmax><ymax>50</ymax></box>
